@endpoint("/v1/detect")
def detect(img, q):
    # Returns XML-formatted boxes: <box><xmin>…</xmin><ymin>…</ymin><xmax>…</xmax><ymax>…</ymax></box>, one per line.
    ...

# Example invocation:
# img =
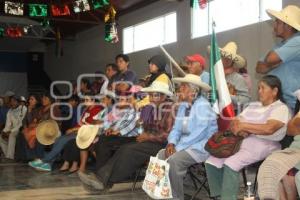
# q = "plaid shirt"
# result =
<box><xmin>104</xmin><ymin>107</ymin><xmax>138</xmax><ymax>137</ymax></box>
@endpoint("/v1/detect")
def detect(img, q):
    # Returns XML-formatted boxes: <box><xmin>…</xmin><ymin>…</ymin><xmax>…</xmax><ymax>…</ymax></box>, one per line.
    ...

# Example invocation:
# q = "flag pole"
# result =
<box><xmin>159</xmin><ymin>45</ymin><xmax>186</xmax><ymax>76</ymax></box>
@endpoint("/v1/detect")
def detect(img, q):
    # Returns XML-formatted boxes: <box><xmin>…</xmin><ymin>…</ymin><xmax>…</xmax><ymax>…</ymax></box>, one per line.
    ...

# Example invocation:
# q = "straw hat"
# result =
<box><xmin>207</xmin><ymin>41</ymin><xmax>246</xmax><ymax>68</ymax></box>
<box><xmin>267</xmin><ymin>5</ymin><xmax>300</xmax><ymax>31</ymax></box>
<box><xmin>1</xmin><ymin>90</ymin><xmax>15</xmax><ymax>98</ymax></box>
<box><xmin>172</xmin><ymin>74</ymin><xmax>211</xmax><ymax>92</ymax></box>
<box><xmin>76</xmin><ymin>125</ymin><xmax>101</xmax><ymax>149</ymax></box>
<box><xmin>36</xmin><ymin>120</ymin><xmax>60</xmax><ymax>145</ymax></box>
<box><xmin>141</xmin><ymin>80</ymin><xmax>173</xmax><ymax>96</ymax></box>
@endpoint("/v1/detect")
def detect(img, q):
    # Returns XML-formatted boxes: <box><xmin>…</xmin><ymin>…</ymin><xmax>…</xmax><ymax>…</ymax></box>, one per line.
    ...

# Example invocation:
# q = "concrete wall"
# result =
<box><xmin>44</xmin><ymin>0</ymin><xmax>300</xmax><ymax>99</ymax></box>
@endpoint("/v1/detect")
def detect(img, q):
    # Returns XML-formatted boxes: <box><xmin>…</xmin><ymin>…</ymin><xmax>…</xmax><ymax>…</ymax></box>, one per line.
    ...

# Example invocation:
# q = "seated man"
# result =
<box><xmin>77</xmin><ymin>90</ymin><xmax>139</xmax><ymax>178</ymax></box>
<box><xmin>208</xmin><ymin>42</ymin><xmax>251</xmax><ymax>111</ymax></box>
<box><xmin>78</xmin><ymin>80</ymin><xmax>174</xmax><ymax>191</ymax></box>
<box><xmin>185</xmin><ymin>53</ymin><xmax>210</xmax><ymax>84</ymax></box>
<box><xmin>0</xmin><ymin>96</ymin><xmax>27</xmax><ymax>160</ymax></box>
<box><xmin>158</xmin><ymin>74</ymin><xmax>217</xmax><ymax>200</ymax></box>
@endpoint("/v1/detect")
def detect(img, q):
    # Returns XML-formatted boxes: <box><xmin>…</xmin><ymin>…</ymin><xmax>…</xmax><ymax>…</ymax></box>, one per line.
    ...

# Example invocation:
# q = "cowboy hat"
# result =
<box><xmin>19</xmin><ymin>96</ymin><xmax>26</xmax><ymax>102</ymax></box>
<box><xmin>36</xmin><ymin>120</ymin><xmax>60</xmax><ymax>145</ymax></box>
<box><xmin>76</xmin><ymin>125</ymin><xmax>101</xmax><ymax>149</ymax></box>
<box><xmin>103</xmin><ymin>89</ymin><xmax>116</xmax><ymax>99</ymax></box>
<box><xmin>172</xmin><ymin>74</ymin><xmax>211</xmax><ymax>92</ymax></box>
<box><xmin>0</xmin><ymin>90</ymin><xmax>15</xmax><ymax>98</ymax></box>
<box><xmin>207</xmin><ymin>42</ymin><xmax>246</xmax><ymax>68</ymax></box>
<box><xmin>267</xmin><ymin>5</ymin><xmax>300</xmax><ymax>32</ymax></box>
<box><xmin>141</xmin><ymin>80</ymin><xmax>173</xmax><ymax>96</ymax></box>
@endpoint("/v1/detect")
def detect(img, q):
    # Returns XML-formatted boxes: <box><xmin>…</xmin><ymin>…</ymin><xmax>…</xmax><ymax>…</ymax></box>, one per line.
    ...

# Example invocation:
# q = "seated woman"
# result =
<box><xmin>155</xmin><ymin>74</ymin><xmax>217</xmax><ymax>200</ymax></box>
<box><xmin>60</xmin><ymin>92</ymin><xmax>115</xmax><ymax>173</ymax></box>
<box><xmin>15</xmin><ymin>94</ymin><xmax>41</xmax><ymax>162</ymax></box>
<box><xmin>136</xmin><ymin>54</ymin><xmax>171</xmax><ymax>109</ymax></box>
<box><xmin>258</xmin><ymin>110</ymin><xmax>300</xmax><ymax>200</ymax></box>
<box><xmin>28</xmin><ymin>93</ymin><xmax>103</xmax><ymax>172</ymax></box>
<box><xmin>23</xmin><ymin>93</ymin><xmax>60</xmax><ymax>160</ymax></box>
<box><xmin>206</xmin><ymin>75</ymin><xmax>290</xmax><ymax>200</ymax></box>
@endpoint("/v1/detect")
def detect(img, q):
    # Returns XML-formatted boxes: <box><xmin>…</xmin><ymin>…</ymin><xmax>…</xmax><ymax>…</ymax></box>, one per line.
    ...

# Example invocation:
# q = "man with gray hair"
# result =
<box><xmin>157</xmin><ymin>74</ymin><xmax>218</xmax><ymax>200</ymax></box>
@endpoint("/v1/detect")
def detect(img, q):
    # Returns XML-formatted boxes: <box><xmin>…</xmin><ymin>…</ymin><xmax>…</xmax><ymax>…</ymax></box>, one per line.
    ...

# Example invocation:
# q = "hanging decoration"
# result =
<box><xmin>0</xmin><ymin>28</ymin><xmax>4</xmax><ymax>37</ymax></box>
<box><xmin>92</xmin><ymin>0</ymin><xmax>110</xmax><ymax>9</ymax></box>
<box><xmin>191</xmin><ymin>0</ymin><xmax>208</xmax><ymax>9</ymax></box>
<box><xmin>73</xmin><ymin>0</ymin><xmax>91</xmax><ymax>13</ymax></box>
<box><xmin>199</xmin><ymin>0</ymin><xmax>208</xmax><ymax>9</ymax></box>
<box><xmin>104</xmin><ymin>6</ymin><xmax>118</xmax><ymax>43</ymax></box>
<box><xmin>4</xmin><ymin>1</ymin><xmax>24</xmax><ymax>16</ymax></box>
<box><xmin>6</xmin><ymin>27</ymin><xmax>23</xmax><ymax>38</ymax></box>
<box><xmin>51</xmin><ymin>4</ymin><xmax>71</xmax><ymax>16</ymax></box>
<box><xmin>29</xmin><ymin>4</ymin><xmax>48</xmax><ymax>17</ymax></box>
<box><xmin>1</xmin><ymin>0</ymin><xmax>113</xmax><ymax>41</ymax></box>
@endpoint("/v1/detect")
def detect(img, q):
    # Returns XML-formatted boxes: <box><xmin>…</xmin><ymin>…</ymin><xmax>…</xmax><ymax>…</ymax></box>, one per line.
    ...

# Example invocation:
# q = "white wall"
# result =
<box><xmin>44</xmin><ymin>0</ymin><xmax>300</xmax><ymax>99</ymax></box>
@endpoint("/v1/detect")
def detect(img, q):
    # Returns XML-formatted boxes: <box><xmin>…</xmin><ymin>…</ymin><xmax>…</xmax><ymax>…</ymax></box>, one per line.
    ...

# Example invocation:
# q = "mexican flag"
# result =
<box><xmin>209</xmin><ymin>26</ymin><xmax>235</xmax><ymax>130</ymax></box>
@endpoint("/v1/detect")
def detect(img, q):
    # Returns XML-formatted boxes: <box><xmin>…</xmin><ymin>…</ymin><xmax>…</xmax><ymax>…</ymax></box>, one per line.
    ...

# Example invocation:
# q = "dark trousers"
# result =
<box><xmin>15</xmin><ymin>132</ymin><xmax>44</xmax><ymax>161</ymax></box>
<box><xmin>96</xmin><ymin>141</ymin><xmax>165</xmax><ymax>186</ymax></box>
<box><xmin>95</xmin><ymin>135</ymin><xmax>137</xmax><ymax>170</ymax></box>
<box><xmin>63</xmin><ymin>139</ymin><xmax>80</xmax><ymax>163</ymax></box>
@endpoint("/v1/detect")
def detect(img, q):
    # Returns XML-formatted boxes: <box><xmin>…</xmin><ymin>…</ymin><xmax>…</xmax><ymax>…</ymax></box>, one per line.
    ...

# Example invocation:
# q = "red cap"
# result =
<box><xmin>185</xmin><ymin>54</ymin><xmax>206</xmax><ymax>67</ymax></box>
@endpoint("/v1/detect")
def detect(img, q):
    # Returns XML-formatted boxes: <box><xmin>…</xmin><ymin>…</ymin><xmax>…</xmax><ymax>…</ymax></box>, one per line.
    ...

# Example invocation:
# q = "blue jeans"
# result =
<box><xmin>42</xmin><ymin>134</ymin><xmax>76</xmax><ymax>164</ymax></box>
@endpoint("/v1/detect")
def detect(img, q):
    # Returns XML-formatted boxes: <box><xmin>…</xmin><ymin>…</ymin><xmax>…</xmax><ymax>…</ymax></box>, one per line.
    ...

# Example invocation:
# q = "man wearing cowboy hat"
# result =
<box><xmin>157</xmin><ymin>74</ymin><xmax>217</xmax><ymax>200</ymax></box>
<box><xmin>256</xmin><ymin>5</ymin><xmax>300</xmax><ymax>111</ymax></box>
<box><xmin>78</xmin><ymin>80</ymin><xmax>175</xmax><ymax>192</ymax></box>
<box><xmin>210</xmin><ymin>42</ymin><xmax>251</xmax><ymax>109</ymax></box>
<box><xmin>0</xmin><ymin>95</ymin><xmax>27</xmax><ymax>160</ymax></box>
<box><xmin>0</xmin><ymin>91</ymin><xmax>15</xmax><ymax>131</ymax></box>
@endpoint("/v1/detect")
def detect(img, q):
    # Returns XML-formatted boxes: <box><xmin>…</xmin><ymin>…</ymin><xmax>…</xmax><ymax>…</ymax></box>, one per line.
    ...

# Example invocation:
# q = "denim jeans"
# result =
<box><xmin>42</xmin><ymin>134</ymin><xmax>76</xmax><ymax>164</ymax></box>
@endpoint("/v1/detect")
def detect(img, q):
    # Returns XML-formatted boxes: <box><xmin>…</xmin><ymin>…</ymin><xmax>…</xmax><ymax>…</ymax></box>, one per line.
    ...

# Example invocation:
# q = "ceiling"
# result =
<box><xmin>0</xmin><ymin>0</ymin><xmax>160</xmax><ymax>38</ymax></box>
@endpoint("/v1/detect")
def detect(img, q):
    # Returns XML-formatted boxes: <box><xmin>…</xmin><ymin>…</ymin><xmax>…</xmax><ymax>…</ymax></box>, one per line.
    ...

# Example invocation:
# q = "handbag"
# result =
<box><xmin>205</xmin><ymin>130</ymin><xmax>244</xmax><ymax>158</ymax></box>
<box><xmin>142</xmin><ymin>156</ymin><xmax>173</xmax><ymax>199</ymax></box>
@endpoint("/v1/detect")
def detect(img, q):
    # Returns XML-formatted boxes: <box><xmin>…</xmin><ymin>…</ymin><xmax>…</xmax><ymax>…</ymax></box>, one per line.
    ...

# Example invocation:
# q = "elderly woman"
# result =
<box><xmin>258</xmin><ymin>110</ymin><xmax>300</xmax><ymax>200</ymax></box>
<box><xmin>156</xmin><ymin>74</ymin><xmax>218</xmax><ymax>200</ymax></box>
<box><xmin>206</xmin><ymin>75</ymin><xmax>290</xmax><ymax>200</ymax></box>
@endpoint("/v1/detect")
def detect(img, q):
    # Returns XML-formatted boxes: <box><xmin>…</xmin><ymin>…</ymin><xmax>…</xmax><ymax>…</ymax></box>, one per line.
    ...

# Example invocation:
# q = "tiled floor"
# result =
<box><xmin>0</xmin><ymin>160</ymin><xmax>256</xmax><ymax>200</ymax></box>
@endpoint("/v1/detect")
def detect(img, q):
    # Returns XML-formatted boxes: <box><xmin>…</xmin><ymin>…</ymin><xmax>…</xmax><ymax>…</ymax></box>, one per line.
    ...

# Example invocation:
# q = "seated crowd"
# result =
<box><xmin>1</xmin><ymin>5</ymin><xmax>300</xmax><ymax>200</ymax></box>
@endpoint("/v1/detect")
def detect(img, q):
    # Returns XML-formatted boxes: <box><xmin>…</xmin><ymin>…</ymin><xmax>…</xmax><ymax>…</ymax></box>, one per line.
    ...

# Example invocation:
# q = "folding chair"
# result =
<box><xmin>186</xmin><ymin>163</ymin><xmax>210</xmax><ymax>200</ymax></box>
<box><xmin>131</xmin><ymin>165</ymin><xmax>147</xmax><ymax>191</ymax></box>
<box><xmin>242</xmin><ymin>161</ymin><xmax>264</xmax><ymax>195</ymax></box>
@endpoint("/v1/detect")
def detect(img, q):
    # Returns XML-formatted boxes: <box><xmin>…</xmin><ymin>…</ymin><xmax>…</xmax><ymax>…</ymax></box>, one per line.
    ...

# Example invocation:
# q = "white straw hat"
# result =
<box><xmin>141</xmin><ymin>80</ymin><xmax>173</xmax><ymax>96</ymax></box>
<box><xmin>207</xmin><ymin>41</ymin><xmax>246</xmax><ymax>68</ymax></box>
<box><xmin>172</xmin><ymin>74</ymin><xmax>211</xmax><ymax>92</ymax></box>
<box><xmin>76</xmin><ymin>125</ymin><xmax>101</xmax><ymax>149</ymax></box>
<box><xmin>267</xmin><ymin>5</ymin><xmax>300</xmax><ymax>31</ymax></box>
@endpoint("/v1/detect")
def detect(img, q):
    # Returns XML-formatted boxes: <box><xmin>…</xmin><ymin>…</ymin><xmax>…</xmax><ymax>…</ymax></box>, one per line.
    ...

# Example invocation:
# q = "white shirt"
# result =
<box><xmin>3</xmin><ymin>105</ymin><xmax>27</xmax><ymax>133</ymax></box>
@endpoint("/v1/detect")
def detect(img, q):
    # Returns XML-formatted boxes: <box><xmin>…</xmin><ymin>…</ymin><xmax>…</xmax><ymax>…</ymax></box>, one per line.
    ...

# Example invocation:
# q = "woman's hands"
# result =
<box><xmin>230</xmin><ymin>119</ymin><xmax>249</xmax><ymax>138</ymax></box>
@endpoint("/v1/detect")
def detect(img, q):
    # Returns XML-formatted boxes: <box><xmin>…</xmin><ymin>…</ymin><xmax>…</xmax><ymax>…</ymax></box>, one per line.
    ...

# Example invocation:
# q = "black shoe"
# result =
<box><xmin>77</xmin><ymin>171</ymin><xmax>105</xmax><ymax>190</ymax></box>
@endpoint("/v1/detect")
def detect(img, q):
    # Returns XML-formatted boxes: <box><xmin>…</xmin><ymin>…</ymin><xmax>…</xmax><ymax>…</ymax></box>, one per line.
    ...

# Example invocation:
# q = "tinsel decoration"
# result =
<box><xmin>6</xmin><ymin>27</ymin><xmax>23</xmax><ymax>38</ymax></box>
<box><xmin>104</xmin><ymin>6</ymin><xmax>119</xmax><ymax>43</ymax></box>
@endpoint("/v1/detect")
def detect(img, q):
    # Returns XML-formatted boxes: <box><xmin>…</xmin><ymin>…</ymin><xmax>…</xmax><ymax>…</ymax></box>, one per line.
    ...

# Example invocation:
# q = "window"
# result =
<box><xmin>192</xmin><ymin>0</ymin><xmax>282</xmax><ymax>39</ymax></box>
<box><xmin>123</xmin><ymin>12</ymin><xmax>177</xmax><ymax>54</ymax></box>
